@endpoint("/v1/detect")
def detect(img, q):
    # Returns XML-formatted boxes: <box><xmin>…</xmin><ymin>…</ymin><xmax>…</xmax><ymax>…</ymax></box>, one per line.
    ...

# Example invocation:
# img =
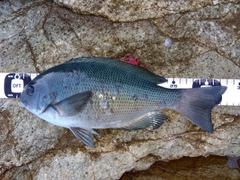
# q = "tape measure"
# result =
<box><xmin>0</xmin><ymin>73</ymin><xmax>38</xmax><ymax>98</ymax></box>
<box><xmin>159</xmin><ymin>78</ymin><xmax>239</xmax><ymax>106</ymax></box>
<box><xmin>0</xmin><ymin>73</ymin><xmax>238</xmax><ymax>106</ymax></box>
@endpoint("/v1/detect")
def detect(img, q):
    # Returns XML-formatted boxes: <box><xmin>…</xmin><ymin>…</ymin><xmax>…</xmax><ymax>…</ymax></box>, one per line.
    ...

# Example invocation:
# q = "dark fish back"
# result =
<box><xmin>32</xmin><ymin>57</ymin><xmax>167</xmax><ymax>88</ymax></box>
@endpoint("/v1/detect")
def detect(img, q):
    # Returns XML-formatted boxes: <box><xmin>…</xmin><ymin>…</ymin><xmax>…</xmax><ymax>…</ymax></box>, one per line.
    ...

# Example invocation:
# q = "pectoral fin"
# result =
<box><xmin>122</xmin><ymin>111</ymin><xmax>167</xmax><ymax>130</ymax></box>
<box><xmin>51</xmin><ymin>91</ymin><xmax>92</xmax><ymax>117</ymax></box>
<box><xmin>69</xmin><ymin>127</ymin><xmax>100</xmax><ymax>148</ymax></box>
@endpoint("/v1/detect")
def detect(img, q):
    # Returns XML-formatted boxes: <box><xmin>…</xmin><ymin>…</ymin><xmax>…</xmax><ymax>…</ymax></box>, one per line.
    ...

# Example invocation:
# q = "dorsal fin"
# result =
<box><xmin>64</xmin><ymin>57</ymin><xmax>167</xmax><ymax>84</ymax></box>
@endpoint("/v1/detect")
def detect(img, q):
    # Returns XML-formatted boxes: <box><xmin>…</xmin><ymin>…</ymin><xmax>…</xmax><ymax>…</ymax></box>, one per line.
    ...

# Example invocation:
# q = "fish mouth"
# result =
<box><xmin>19</xmin><ymin>93</ymin><xmax>28</xmax><ymax>107</ymax></box>
<box><xmin>19</xmin><ymin>98</ymin><xmax>28</xmax><ymax>107</ymax></box>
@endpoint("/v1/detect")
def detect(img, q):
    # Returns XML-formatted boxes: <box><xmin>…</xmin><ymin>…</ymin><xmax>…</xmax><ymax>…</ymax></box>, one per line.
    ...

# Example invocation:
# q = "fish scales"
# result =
<box><xmin>37</xmin><ymin>71</ymin><xmax>174</xmax><ymax>125</ymax></box>
<box><xmin>20</xmin><ymin>57</ymin><xmax>227</xmax><ymax>148</ymax></box>
<box><xmin>33</xmin><ymin>59</ymin><xmax>179</xmax><ymax>123</ymax></box>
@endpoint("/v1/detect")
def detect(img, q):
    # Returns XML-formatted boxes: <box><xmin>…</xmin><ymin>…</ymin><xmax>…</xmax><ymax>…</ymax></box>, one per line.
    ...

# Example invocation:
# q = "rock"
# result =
<box><xmin>121</xmin><ymin>156</ymin><xmax>240</xmax><ymax>180</ymax></box>
<box><xmin>54</xmin><ymin>0</ymin><xmax>213</xmax><ymax>22</ymax></box>
<box><xmin>0</xmin><ymin>0</ymin><xmax>240</xmax><ymax>179</ymax></box>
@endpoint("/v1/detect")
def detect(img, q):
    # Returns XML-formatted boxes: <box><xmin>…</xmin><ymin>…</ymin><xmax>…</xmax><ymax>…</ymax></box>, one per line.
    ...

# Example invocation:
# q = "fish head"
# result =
<box><xmin>19</xmin><ymin>81</ymin><xmax>55</xmax><ymax>115</ymax></box>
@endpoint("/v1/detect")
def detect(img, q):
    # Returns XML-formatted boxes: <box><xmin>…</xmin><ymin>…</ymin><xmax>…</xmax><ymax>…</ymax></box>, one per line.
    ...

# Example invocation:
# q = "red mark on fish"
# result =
<box><xmin>120</xmin><ymin>55</ymin><xmax>147</xmax><ymax>69</ymax></box>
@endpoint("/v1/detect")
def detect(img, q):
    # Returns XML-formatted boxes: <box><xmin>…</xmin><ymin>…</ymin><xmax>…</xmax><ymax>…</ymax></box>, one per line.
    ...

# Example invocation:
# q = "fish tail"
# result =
<box><xmin>174</xmin><ymin>86</ymin><xmax>227</xmax><ymax>132</ymax></box>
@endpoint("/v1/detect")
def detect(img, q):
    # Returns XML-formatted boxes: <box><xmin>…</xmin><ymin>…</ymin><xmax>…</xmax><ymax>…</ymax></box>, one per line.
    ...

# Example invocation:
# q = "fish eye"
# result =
<box><xmin>26</xmin><ymin>86</ymin><xmax>34</xmax><ymax>96</ymax></box>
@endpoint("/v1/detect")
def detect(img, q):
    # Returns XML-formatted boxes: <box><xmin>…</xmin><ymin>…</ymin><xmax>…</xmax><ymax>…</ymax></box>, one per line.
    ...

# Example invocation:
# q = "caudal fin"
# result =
<box><xmin>176</xmin><ymin>86</ymin><xmax>227</xmax><ymax>132</ymax></box>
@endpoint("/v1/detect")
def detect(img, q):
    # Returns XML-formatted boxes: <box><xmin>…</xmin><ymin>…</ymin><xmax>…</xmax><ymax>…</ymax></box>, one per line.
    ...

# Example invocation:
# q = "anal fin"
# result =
<box><xmin>122</xmin><ymin>111</ymin><xmax>167</xmax><ymax>130</ymax></box>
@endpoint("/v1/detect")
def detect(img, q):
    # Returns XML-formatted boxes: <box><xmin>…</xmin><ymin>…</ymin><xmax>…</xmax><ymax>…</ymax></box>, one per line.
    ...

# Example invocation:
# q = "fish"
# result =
<box><xmin>19</xmin><ymin>57</ymin><xmax>227</xmax><ymax>148</ymax></box>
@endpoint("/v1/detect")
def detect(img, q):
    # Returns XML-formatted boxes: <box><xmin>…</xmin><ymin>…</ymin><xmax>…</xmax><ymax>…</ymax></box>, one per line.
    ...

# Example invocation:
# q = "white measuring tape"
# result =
<box><xmin>0</xmin><ymin>73</ymin><xmax>38</xmax><ymax>98</ymax></box>
<box><xmin>159</xmin><ymin>78</ymin><xmax>239</xmax><ymax>106</ymax></box>
<box><xmin>0</xmin><ymin>73</ymin><xmax>239</xmax><ymax>106</ymax></box>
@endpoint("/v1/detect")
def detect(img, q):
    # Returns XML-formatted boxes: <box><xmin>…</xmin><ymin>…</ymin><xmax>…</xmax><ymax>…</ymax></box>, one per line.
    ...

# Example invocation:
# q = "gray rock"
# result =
<box><xmin>0</xmin><ymin>0</ymin><xmax>239</xmax><ymax>179</ymax></box>
<box><xmin>55</xmin><ymin>0</ymin><xmax>213</xmax><ymax>22</ymax></box>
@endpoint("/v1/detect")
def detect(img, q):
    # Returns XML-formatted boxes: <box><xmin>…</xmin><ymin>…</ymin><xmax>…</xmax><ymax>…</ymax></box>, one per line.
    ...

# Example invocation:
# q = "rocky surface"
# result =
<box><xmin>0</xmin><ymin>0</ymin><xmax>240</xmax><ymax>179</ymax></box>
<box><xmin>121</xmin><ymin>156</ymin><xmax>240</xmax><ymax>180</ymax></box>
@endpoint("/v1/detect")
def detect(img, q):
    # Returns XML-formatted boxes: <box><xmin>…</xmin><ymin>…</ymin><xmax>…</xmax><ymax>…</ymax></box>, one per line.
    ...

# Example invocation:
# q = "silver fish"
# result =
<box><xmin>19</xmin><ymin>57</ymin><xmax>227</xmax><ymax>148</ymax></box>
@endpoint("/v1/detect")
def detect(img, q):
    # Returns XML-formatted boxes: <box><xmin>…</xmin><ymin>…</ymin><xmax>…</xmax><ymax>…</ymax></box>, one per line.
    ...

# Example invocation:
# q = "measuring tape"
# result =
<box><xmin>0</xmin><ymin>73</ymin><xmax>239</xmax><ymax>106</ymax></box>
<box><xmin>159</xmin><ymin>78</ymin><xmax>239</xmax><ymax>106</ymax></box>
<box><xmin>0</xmin><ymin>73</ymin><xmax>38</xmax><ymax>98</ymax></box>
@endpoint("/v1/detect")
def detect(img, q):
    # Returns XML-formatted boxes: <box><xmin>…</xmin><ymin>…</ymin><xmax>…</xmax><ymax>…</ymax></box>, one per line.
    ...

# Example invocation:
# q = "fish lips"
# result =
<box><xmin>19</xmin><ymin>92</ymin><xmax>29</xmax><ymax>108</ymax></box>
